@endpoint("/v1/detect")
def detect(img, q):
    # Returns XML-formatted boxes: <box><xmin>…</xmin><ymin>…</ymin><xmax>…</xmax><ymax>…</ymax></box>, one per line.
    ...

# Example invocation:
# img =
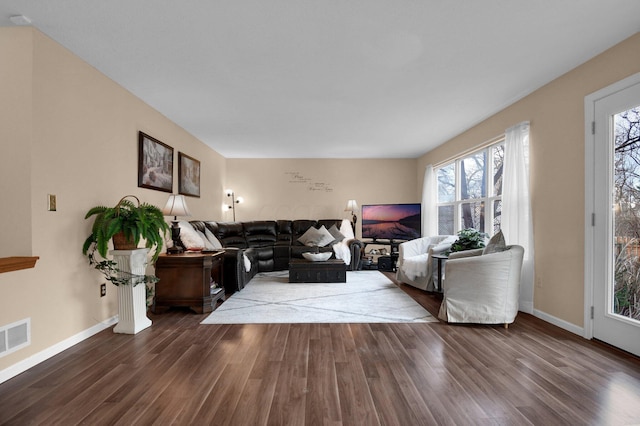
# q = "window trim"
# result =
<box><xmin>435</xmin><ymin>138</ymin><xmax>505</xmax><ymax>235</ymax></box>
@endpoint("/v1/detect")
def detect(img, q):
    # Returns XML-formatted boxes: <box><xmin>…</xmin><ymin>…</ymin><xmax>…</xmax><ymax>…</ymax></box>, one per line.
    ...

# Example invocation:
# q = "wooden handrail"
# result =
<box><xmin>0</xmin><ymin>256</ymin><xmax>39</xmax><ymax>274</ymax></box>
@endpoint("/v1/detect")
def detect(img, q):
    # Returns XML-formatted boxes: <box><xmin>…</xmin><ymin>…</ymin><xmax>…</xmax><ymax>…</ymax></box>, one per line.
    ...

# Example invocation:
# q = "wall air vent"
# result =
<box><xmin>0</xmin><ymin>318</ymin><xmax>30</xmax><ymax>358</ymax></box>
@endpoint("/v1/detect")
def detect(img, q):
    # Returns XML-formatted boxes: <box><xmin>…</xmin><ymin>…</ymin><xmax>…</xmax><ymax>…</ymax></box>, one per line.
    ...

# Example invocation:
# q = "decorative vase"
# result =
<box><xmin>110</xmin><ymin>248</ymin><xmax>152</xmax><ymax>334</ymax></box>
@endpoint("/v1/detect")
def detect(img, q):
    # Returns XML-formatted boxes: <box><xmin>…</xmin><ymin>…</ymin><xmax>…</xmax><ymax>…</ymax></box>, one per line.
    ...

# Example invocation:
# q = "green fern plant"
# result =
<box><xmin>449</xmin><ymin>228</ymin><xmax>487</xmax><ymax>253</ymax></box>
<box><xmin>82</xmin><ymin>195</ymin><xmax>169</xmax><ymax>287</ymax></box>
<box><xmin>82</xmin><ymin>195</ymin><xmax>169</xmax><ymax>261</ymax></box>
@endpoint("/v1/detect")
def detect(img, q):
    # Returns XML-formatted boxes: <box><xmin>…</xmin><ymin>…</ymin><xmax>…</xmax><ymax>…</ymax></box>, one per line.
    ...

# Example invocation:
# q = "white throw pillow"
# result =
<box><xmin>297</xmin><ymin>225</ymin><xmax>335</xmax><ymax>247</ymax></box>
<box><xmin>328</xmin><ymin>224</ymin><xmax>345</xmax><ymax>242</ymax></box>
<box><xmin>204</xmin><ymin>228</ymin><xmax>223</xmax><ymax>249</ymax></box>
<box><xmin>196</xmin><ymin>230</ymin><xmax>215</xmax><ymax>250</ymax></box>
<box><xmin>178</xmin><ymin>221</ymin><xmax>205</xmax><ymax>251</ymax></box>
<box><xmin>483</xmin><ymin>230</ymin><xmax>506</xmax><ymax>255</ymax></box>
<box><xmin>316</xmin><ymin>226</ymin><xmax>336</xmax><ymax>246</ymax></box>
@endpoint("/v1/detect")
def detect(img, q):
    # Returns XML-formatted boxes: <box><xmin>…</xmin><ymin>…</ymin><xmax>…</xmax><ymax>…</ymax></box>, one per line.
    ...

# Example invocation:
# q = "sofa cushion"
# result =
<box><xmin>196</xmin><ymin>230</ymin><xmax>216</xmax><ymax>250</ymax></box>
<box><xmin>483</xmin><ymin>230</ymin><xmax>506</xmax><ymax>255</ymax></box>
<box><xmin>252</xmin><ymin>246</ymin><xmax>275</xmax><ymax>272</ymax></box>
<box><xmin>292</xmin><ymin>220</ymin><xmax>318</xmax><ymax>242</ymax></box>
<box><xmin>276</xmin><ymin>220</ymin><xmax>293</xmax><ymax>243</ymax></box>
<box><xmin>178</xmin><ymin>221</ymin><xmax>205</xmax><ymax>251</ymax></box>
<box><xmin>189</xmin><ymin>220</ymin><xmax>207</xmax><ymax>233</ymax></box>
<box><xmin>327</xmin><ymin>224</ymin><xmax>345</xmax><ymax>242</ymax></box>
<box><xmin>216</xmin><ymin>222</ymin><xmax>247</xmax><ymax>248</ymax></box>
<box><xmin>202</xmin><ymin>221</ymin><xmax>218</xmax><ymax>235</ymax></box>
<box><xmin>204</xmin><ymin>228</ymin><xmax>223</xmax><ymax>249</ymax></box>
<box><xmin>297</xmin><ymin>225</ymin><xmax>335</xmax><ymax>247</ymax></box>
<box><xmin>317</xmin><ymin>219</ymin><xmax>341</xmax><ymax>230</ymax></box>
<box><xmin>244</xmin><ymin>221</ymin><xmax>278</xmax><ymax>247</ymax></box>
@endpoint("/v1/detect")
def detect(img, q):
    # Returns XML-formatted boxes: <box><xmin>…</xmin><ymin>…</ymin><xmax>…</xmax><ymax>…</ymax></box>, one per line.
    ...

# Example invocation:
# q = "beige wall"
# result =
<box><xmin>0</xmin><ymin>28</ymin><xmax>226</xmax><ymax>372</ymax></box>
<box><xmin>418</xmin><ymin>32</ymin><xmax>640</xmax><ymax>327</ymax></box>
<box><xmin>3</xmin><ymin>24</ymin><xmax>639</xmax><ymax>377</ymax></box>
<box><xmin>0</xmin><ymin>28</ymin><xmax>32</xmax><ymax>257</ymax></box>
<box><xmin>226</xmin><ymin>158</ymin><xmax>418</xmax><ymax>239</ymax></box>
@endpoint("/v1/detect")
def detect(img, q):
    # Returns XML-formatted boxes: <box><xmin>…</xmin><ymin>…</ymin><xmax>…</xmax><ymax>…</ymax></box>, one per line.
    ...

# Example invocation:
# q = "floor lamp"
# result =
<box><xmin>225</xmin><ymin>189</ymin><xmax>243</xmax><ymax>221</ymax></box>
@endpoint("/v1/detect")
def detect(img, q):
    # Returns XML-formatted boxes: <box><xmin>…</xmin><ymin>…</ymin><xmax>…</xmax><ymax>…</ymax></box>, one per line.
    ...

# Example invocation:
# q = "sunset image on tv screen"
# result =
<box><xmin>361</xmin><ymin>204</ymin><xmax>421</xmax><ymax>240</ymax></box>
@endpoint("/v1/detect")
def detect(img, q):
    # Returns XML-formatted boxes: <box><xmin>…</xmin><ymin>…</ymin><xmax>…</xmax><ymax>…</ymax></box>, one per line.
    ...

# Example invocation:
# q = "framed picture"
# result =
<box><xmin>138</xmin><ymin>132</ymin><xmax>174</xmax><ymax>193</ymax></box>
<box><xmin>179</xmin><ymin>152</ymin><xmax>201</xmax><ymax>197</ymax></box>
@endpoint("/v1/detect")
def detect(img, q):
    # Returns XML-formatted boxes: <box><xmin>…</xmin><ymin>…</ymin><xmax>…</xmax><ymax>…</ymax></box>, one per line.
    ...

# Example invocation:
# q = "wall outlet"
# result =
<box><xmin>47</xmin><ymin>194</ymin><xmax>57</xmax><ymax>211</ymax></box>
<box><xmin>535</xmin><ymin>277</ymin><xmax>543</xmax><ymax>288</ymax></box>
<box><xmin>100</xmin><ymin>283</ymin><xmax>106</xmax><ymax>297</ymax></box>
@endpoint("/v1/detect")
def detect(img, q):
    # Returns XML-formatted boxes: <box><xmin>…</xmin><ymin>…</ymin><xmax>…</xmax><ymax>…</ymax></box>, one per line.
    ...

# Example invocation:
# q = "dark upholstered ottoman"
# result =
<box><xmin>288</xmin><ymin>259</ymin><xmax>347</xmax><ymax>283</ymax></box>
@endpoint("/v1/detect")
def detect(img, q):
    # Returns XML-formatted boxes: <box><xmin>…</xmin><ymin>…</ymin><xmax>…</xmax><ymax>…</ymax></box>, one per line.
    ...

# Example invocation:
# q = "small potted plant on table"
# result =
<box><xmin>449</xmin><ymin>228</ymin><xmax>487</xmax><ymax>253</ymax></box>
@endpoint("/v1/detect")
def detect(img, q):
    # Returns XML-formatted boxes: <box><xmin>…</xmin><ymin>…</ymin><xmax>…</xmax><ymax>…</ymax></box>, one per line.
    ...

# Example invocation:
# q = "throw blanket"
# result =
<box><xmin>333</xmin><ymin>219</ymin><xmax>355</xmax><ymax>266</ymax></box>
<box><xmin>402</xmin><ymin>253</ymin><xmax>429</xmax><ymax>280</ymax></box>
<box><xmin>332</xmin><ymin>240</ymin><xmax>351</xmax><ymax>266</ymax></box>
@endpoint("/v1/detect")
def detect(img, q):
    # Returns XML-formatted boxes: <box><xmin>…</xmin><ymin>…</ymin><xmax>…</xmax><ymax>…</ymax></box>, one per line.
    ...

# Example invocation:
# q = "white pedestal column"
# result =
<box><xmin>110</xmin><ymin>249</ymin><xmax>152</xmax><ymax>334</ymax></box>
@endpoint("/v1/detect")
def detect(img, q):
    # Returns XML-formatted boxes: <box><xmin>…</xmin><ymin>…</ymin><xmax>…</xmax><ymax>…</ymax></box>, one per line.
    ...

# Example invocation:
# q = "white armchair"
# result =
<box><xmin>395</xmin><ymin>235</ymin><xmax>457</xmax><ymax>291</ymax></box>
<box><xmin>438</xmin><ymin>245</ymin><xmax>525</xmax><ymax>327</ymax></box>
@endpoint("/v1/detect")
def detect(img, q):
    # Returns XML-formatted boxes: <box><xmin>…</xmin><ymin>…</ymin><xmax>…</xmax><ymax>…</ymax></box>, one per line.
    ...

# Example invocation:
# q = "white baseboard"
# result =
<box><xmin>0</xmin><ymin>316</ymin><xmax>118</xmax><ymax>385</ymax></box>
<box><xmin>532</xmin><ymin>309</ymin><xmax>584</xmax><ymax>337</ymax></box>
<box><xmin>519</xmin><ymin>301</ymin><xmax>534</xmax><ymax>315</ymax></box>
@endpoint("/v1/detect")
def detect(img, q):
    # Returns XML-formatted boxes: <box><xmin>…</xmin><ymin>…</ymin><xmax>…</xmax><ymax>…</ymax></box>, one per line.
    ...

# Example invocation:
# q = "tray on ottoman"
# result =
<box><xmin>289</xmin><ymin>259</ymin><xmax>347</xmax><ymax>283</ymax></box>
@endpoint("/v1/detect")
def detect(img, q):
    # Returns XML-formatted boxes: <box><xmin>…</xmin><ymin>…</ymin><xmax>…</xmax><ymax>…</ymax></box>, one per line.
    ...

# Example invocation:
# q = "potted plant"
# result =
<box><xmin>82</xmin><ymin>195</ymin><xmax>170</xmax><ymax>334</ymax></box>
<box><xmin>449</xmin><ymin>228</ymin><xmax>487</xmax><ymax>253</ymax></box>
<box><xmin>82</xmin><ymin>195</ymin><xmax>169</xmax><ymax>264</ymax></box>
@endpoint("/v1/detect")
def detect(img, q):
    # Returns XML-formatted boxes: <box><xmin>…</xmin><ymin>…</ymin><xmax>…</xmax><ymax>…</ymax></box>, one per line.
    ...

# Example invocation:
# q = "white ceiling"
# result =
<box><xmin>1</xmin><ymin>1</ymin><xmax>639</xmax><ymax>159</ymax></box>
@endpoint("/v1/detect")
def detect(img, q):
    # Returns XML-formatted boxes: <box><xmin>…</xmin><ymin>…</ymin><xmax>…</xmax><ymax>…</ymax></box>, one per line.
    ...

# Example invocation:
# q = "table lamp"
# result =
<box><xmin>162</xmin><ymin>194</ymin><xmax>192</xmax><ymax>254</ymax></box>
<box><xmin>345</xmin><ymin>199</ymin><xmax>358</xmax><ymax>231</ymax></box>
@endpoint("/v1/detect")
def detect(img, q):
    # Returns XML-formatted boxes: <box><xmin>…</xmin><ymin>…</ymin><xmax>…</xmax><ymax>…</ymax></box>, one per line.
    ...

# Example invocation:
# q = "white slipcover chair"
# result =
<box><xmin>395</xmin><ymin>235</ymin><xmax>457</xmax><ymax>291</ymax></box>
<box><xmin>438</xmin><ymin>245</ymin><xmax>525</xmax><ymax>328</ymax></box>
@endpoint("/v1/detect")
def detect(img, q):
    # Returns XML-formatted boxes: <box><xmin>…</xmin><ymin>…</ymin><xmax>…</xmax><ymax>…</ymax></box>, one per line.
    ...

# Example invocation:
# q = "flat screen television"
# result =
<box><xmin>361</xmin><ymin>203</ymin><xmax>421</xmax><ymax>241</ymax></box>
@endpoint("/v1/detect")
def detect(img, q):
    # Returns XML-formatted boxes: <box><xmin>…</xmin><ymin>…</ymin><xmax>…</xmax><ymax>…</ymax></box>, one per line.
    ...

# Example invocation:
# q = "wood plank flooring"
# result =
<box><xmin>1</xmin><ymin>272</ymin><xmax>640</xmax><ymax>425</ymax></box>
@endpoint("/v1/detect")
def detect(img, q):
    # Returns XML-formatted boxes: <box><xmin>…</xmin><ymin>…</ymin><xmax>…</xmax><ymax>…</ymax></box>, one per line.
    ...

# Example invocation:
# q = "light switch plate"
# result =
<box><xmin>47</xmin><ymin>194</ymin><xmax>56</xmax><ymax>211</ymax></box>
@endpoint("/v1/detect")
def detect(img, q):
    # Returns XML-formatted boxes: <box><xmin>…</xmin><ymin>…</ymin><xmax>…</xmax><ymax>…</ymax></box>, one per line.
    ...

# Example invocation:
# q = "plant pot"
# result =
<box><xmin>112</xmin><ymin>231</ymin><xmax>137</xmax><ymax>250</ymax></box>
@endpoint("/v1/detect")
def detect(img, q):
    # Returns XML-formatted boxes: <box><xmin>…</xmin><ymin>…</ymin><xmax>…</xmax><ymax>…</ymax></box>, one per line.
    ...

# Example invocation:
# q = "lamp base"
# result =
<box><xmin>168</xmin><ymin>221</ymin><xmax>183</xmax><ymax>254</ymax></box>
<box><xmin>167</xmin><ymin>246</ymin><xmax>184</xmax><ymax>255</ymax></box>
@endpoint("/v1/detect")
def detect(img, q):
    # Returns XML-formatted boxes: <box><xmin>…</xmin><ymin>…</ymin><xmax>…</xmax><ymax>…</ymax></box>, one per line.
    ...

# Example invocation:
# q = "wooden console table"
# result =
<box><xmin>153</xmin><ymin>251</ymin><xmax>224</xmax><ymax>314</ymax></box>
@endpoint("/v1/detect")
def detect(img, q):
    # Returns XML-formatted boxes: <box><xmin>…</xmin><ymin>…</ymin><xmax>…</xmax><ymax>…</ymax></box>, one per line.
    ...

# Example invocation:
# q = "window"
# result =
<box><xmin>436</xmin><ymin>141</ymin><xmax>504</xmax><ymax>235</ymax></box>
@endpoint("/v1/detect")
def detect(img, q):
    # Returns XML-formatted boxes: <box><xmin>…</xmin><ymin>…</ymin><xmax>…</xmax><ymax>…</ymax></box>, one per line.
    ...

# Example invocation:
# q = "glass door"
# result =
<box><xmin>592</xmin><ymin>78</ymin><xmax>640</xmax><ymax>356</ymax></box>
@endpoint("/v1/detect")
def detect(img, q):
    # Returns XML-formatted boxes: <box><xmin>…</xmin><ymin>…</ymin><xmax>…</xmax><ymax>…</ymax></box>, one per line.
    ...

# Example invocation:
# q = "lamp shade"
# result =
<box><xmin>344</xmin><ymin>199</ymin><xmax>358</xmax><ymax>212</ymax></box>
<box><xmin>162</xmin><ymin>194</ymin><xmax>192</xmax><ymax>218</ymax></box>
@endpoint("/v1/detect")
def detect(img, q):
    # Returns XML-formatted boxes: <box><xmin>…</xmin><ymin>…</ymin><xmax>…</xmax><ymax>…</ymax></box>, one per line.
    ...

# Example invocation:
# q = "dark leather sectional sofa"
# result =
<box><xmin>187</xmin><ymin>219</ymin><xmax>363</xmax><ymax>294</ymax></box>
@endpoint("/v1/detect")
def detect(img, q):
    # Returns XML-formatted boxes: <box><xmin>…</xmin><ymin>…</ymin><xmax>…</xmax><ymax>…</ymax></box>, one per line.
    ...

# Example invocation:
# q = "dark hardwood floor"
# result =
<box><xmin>1</xmin><ymin>272</ymin><xmax>640</xmax><ymax>425</ymax></box>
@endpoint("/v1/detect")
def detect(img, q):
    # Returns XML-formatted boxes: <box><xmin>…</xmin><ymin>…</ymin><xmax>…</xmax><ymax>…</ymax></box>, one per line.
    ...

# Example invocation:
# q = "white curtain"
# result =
<box><xmin>502</xmin><ymin>121</ymin><xmax>534</xmax><ymax>314</ymax></box>
<box><xmin>422</xmin><ymin>164</ymin><xmax>437</xmax><ymax>236</ymax></box>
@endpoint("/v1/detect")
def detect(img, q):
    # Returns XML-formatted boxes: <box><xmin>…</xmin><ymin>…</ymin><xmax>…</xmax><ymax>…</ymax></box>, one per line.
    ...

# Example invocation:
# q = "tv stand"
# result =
<box><xmin>361</xmin><ymin>239</ymin><xmax>405</xmax><ymax>272</ymax></box>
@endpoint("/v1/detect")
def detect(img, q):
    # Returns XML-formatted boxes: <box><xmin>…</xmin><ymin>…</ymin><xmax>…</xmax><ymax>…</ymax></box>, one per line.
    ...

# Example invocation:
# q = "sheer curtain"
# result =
<box><xmin>502</xmin><ymin>121</ymin><xmax>534</xmax><ymax>314</ymax></box>
<box><xmin>422</xmin><ymin>164</ymin><xmax>437</xmax><ymax>236</ymax></box>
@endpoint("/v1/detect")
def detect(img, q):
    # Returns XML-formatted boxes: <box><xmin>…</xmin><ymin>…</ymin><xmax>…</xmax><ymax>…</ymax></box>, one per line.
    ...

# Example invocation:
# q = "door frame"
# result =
<box><xmin>584</xmin><ymin>72</ymin><xmax>640</xmax><ymax>340</ymax></box>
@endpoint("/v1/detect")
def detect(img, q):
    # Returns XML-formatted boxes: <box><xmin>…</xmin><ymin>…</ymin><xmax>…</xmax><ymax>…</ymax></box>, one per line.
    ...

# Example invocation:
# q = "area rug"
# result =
<box><xmin>201</xmin><ymin>270</ymin><xmax>438</xmax><ymax>324</ymax></box>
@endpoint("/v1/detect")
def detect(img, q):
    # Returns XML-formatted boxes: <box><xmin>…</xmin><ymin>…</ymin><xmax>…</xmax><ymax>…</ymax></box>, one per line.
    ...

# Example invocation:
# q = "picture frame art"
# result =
<box><xmin>138</xmin><ymin>132</ymin><xmax>174</xmax><ymax>193</ymax></box>
<box><xmin>178</xmin><ymin>152</ymin><xmax>201</xmax><ymax>197</ymax></box>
